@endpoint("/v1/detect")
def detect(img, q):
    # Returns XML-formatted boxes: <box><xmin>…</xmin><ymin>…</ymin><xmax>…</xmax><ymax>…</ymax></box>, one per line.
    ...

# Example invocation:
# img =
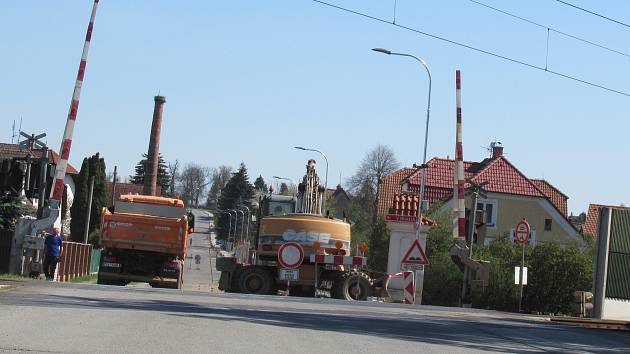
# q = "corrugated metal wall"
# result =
<box><xmin>606</xmin><ymin>209</ymin><xmax>630</xmax><ymax>300</ymax></box>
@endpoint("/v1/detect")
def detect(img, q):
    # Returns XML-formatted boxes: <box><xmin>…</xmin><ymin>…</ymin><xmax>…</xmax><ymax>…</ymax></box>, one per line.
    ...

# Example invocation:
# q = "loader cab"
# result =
<box><xmin>259</xmin><ymin>194</ymin><xmax>296</xmax><ymax>217</ymax></box>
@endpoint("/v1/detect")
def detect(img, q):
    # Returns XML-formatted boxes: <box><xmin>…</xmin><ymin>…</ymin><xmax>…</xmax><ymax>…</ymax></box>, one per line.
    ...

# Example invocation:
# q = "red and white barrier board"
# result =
<box><xmin>309</xmin><ymin>255</ymin><xmax>367</xmax><ymax>266</ymax></box>
<box><xmin>403</xmin><ymin>271</ymin><xmax>415</xmax><ymax>304</ymax></box>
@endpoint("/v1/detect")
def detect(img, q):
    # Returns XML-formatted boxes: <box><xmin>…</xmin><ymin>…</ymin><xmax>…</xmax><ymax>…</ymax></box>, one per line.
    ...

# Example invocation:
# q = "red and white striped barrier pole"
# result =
<box><xmin>454</xmin><ymin>70</ymin><xmax>466</xmax><ymax>240</ymax></box>
<box><xmin>50</xmin><ymin>0</ymin><xmax>100</xmax><ymax>204</ymax></box>
<box><xmin>403</xmin><ymin>271</ymin><xmax>415</xmax><ymax>304</ymax></box>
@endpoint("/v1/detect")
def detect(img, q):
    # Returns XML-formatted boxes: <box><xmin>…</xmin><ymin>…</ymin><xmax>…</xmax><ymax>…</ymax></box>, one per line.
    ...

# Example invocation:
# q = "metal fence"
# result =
<box><xmin>0</xmin><ymin>229</ymin><xmax>12</xmax><ymax>273</ymax></box>
<box><xmin>90</xmin><ymin>248</ymin><xmax>101</xmax><ymax>274</ymax></box>
<box><xmin>56</xmin><ymin>242</ymin><xmax>93</xmax><ymax>281</ymax></box>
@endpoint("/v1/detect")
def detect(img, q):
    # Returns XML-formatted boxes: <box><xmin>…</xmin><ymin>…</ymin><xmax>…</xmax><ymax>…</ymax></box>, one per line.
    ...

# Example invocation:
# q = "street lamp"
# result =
<box><xmin>372</xmin><ymin>47</ymin><xmax>432</xmax><ymax>237</ymax></box>
<box><xmin>230</xmin><ymin>209</ymin><xmax>244</xmax><ymax>244</ymax></box>
<box><xmin>238</xmin><ymin>206</ymin><xmax>250</xmax><ymax>243</ymax></box>
<box><xmin>215</xmin><ymin>209</ymin><xmax>234</xmax><ymax>242</ymax></box>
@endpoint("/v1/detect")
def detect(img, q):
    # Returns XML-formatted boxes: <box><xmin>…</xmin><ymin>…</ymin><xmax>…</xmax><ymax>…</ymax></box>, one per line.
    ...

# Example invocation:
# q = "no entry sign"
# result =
<box><xmin>515</xmin><ymin>220</ymin><xmax>530</xmax><ymax>245</ymax></box>
<box><xmin>277</xmin><ymin>242</ymin><xmax>304</xmax><ymax>269</ymax></box>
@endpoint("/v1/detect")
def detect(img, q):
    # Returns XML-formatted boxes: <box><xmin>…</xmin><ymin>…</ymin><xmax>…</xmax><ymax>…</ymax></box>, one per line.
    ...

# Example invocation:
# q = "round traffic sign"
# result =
<box><xmin>277</xmin><ymin>242</ymin><xmax>304</xmax><ymax>269</ymax></box>
<box><xmin>515</xmin><ymin>220</ymin><xmax>530</xmax><ymax>244</ymax></box>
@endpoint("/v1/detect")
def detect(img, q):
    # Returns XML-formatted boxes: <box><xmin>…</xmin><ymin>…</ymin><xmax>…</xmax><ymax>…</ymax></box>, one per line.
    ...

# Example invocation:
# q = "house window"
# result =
<box><xmin>545</xmin><ymin>219</ymin><xmax>552</xmax><ymax>231</ymax></box>
<box><xmin>476</xmin><ymin>198</ymin><xmax>498</xmax><ymax>228</ymax></box>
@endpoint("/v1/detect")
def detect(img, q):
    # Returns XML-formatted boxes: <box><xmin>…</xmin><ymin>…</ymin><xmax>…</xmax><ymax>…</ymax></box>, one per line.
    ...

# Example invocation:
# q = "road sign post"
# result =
<box><xmin>400</xmin><ymin>239</ymin><xmax>429</xmax><ymax>304</ymax></box>
<box><xmin>515</xmin><ymin>219</ymin><xmax>530</xmax><ymax>313</ymax></box>
<box><xmin>278</xmin><ymin>242</ymin><xmax>304</xmax><ymax>296</ymax></box>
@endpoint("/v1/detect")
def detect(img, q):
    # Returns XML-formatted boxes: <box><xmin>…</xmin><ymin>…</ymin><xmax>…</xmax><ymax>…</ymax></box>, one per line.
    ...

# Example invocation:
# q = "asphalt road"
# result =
<box><xmin>1</xmin><ymin>209</ymin><xmax>628</xmax><ymax>353</ymax></box>
<box><xmin>183</xmin><ymin>209</ymin><xmax>220</xmax><ymax>292</ymax></box>
<box><xmin>1</xmin><ymin>278</ymin><xmax>629</xmax><ymax>354</ymax></box>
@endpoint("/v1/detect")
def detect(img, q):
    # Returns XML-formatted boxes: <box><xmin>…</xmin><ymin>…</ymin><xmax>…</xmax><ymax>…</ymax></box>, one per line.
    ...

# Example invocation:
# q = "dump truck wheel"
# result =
<box><xmin>238</xmin><ymin>266</ymin><xmax>275</xmax><ymax>295</ymax></box>
<box><xmin>332</xmin><ymin>272</ymin><xmax>372</xmax><ymax>301</ymax></box>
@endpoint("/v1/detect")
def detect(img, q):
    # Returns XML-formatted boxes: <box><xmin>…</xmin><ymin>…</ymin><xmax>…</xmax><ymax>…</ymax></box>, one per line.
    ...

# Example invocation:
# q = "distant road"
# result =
<box><xmin>1</xmin><ymin>279</ymin><xmax>629</xmax><ymax>353</ymax></box>
<box><xmin>182</xmin><ymin>209</ymin><xmax>220</xmax><ymax>292</ymax></box>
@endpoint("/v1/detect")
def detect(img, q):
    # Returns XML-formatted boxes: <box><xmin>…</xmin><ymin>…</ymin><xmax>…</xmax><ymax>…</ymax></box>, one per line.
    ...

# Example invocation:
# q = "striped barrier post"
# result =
<box><xmin>50</xmin><ymin>0</ymin><xmax>100</xmax><ymax>203</ymax></box>
<box><xmin>454</xmin><ymin>70</ymin><xmax>466</xmax><ymax>241</ymax></box>
<box><xmin>403</xmin><ymin>271</ymin><xmax>415</xmax><ymax>304</ymax></box>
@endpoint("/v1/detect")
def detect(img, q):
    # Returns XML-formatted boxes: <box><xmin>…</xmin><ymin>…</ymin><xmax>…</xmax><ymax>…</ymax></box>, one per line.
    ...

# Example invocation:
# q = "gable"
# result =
<box><xmin>470</xmin><ymin>157</ymin><xmax>544</xmax><ymax>198</ymax></box>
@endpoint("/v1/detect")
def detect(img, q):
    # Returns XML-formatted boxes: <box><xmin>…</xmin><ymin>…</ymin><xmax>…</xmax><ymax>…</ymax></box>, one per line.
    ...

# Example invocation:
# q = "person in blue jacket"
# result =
<box><xmin>43</xmin><ymin>227</ymin><xmax>63</xmax><ymax>281</ymax></box>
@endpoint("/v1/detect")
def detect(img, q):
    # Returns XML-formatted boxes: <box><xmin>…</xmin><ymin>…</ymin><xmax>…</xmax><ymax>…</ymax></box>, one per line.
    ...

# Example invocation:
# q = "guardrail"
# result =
<box><xmin>56</xmin><ymin>242</ymin><xmax>93</xmax><ymax>282</ymax></box>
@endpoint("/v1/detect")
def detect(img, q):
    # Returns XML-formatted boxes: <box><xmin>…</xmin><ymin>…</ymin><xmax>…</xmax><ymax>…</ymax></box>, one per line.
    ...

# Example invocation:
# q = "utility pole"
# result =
<box><xmin>111</xmin><ymin>166</ymin><xmax>117</xmax><ymax>207</ymax></box>
<box><xmin>37</xmin><ymin>147</ymin><xmax>49</xmax><ymax>218</ymax></box>
<box><xmin>83</xmin><ymin>176</ymin><xmax>95</xmax><ymax>244</ymax></box>
<box><xmin>461</xmin><ymin>180</ymin><xmax>488</xmax><ymax>306</ymax></box>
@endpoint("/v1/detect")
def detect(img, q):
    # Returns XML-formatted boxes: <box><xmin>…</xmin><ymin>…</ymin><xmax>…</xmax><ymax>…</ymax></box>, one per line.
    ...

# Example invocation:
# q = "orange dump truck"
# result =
<box><xmin>98</xmin><ymin>194</ymin><xmax>189</xmax><ymax>288</ymax></box>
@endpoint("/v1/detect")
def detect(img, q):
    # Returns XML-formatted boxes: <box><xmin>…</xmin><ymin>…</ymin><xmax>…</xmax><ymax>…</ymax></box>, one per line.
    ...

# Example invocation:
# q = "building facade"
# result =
<box><xmin>378</xmin><ymin>146</ymin><xmax>581</xmax><ymax>246</ymax></box>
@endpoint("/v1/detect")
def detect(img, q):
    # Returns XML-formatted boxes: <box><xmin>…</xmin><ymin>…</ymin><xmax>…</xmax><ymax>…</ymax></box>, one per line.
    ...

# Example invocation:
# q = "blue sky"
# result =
<box><xmin>2</xmin><ymin>0</ymin><xmax>629</xmax><ymax>214</ymax></box>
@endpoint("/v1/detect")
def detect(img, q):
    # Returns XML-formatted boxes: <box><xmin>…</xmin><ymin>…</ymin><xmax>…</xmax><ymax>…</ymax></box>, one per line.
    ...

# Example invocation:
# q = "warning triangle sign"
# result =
<box><xmin>401</xmin><ymin>239</ymin><xmax>430</xmax><ymax>265</ymax></box>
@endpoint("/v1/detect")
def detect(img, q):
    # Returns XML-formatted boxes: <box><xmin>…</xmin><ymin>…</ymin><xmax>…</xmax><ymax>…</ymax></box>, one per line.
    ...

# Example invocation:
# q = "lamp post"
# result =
<box><xmin>238</xmin><ymin>206</ymin><xmax>250</xmax><ymax>243</ymax></box>
<box><xmin>231</xmin><ymin>209</ymin><xmax>244</xmax><ymax>244</ymax></box>
<box><xmin>215</xmin><ymin>209</ymin><xmax>233</xmax><ymax>244</ymax></box>
<box><xmin>372</xmin><ymin>47</ymin><xmax>432</xmax><ymax>238</ymax></box>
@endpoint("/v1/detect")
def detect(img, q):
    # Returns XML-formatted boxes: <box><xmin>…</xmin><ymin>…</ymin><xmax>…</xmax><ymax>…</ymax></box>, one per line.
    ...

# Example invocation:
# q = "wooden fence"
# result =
<box><xmin>56</xmin><ymin>242</ymin><xmax>93</xmax><ymax>281</ymax></box>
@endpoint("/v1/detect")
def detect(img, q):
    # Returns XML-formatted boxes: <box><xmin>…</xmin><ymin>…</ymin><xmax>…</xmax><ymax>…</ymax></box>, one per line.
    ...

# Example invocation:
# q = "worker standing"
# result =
<box><xmin>43</xmin><ymin>227</ymin><xmax>63</xmax><ymax>281</ymax></box>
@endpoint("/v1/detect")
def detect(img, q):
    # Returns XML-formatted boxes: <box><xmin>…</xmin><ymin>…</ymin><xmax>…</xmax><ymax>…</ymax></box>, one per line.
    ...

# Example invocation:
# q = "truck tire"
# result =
<box><xmin>332</xmin><ymin>272</ymin><xmax>372</xmax><ymax>301</ymax></box>
<box><xmin>238</xmin><ymin>266</ymin><xmax>275</xmax><ymax>295</ymax></box>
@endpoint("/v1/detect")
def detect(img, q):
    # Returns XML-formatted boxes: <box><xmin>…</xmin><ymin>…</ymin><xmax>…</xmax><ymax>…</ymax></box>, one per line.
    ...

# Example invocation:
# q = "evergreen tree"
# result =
<box><xmin>70</xmin><ymin>158</ymin><xmax>89</xmax><ymax>241</ymax></box>
<box><xmin>279</xmin><ymin>182</ymin><xmax>289</xmax><ymax>195</ymax></box>
<box><xmin>89</xmin><ymin>154</ymin><xmax>107</xmax><ymax>234</ymax></box>
<box><xmin>253</xmin><ymin>175</ymin><xmax>267</xmax><ymax>193</ymax></box>
<box><xmin>216</xmin><ymin>163</ymin><xmax>254</xmax><ymax>240</ymax></box>
<box><xmin>69</xmin><ymin>153</ymin><xmax>107</xmax><ymax>243</ymax></box>
<box><xmin>130</xmin><ymin>153</ymin><xmax>170</xmax><ymax>195</ymax></box>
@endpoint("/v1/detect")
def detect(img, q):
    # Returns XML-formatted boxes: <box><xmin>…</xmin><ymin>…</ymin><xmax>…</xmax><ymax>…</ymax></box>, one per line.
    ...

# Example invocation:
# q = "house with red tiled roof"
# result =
<box><xmin>583</xmin><ymin>204</ymin><xmax>630</xmax><ymax>238</ymax></box>
<box><xmin>378</xmin><ymin>146</ymin><xmax>581</xmax><ymax>246</ymax></box>
<box><xmin>0</xmin><ymin>142</ymin><xmax>80</xmax><ymax>236</ymax></box>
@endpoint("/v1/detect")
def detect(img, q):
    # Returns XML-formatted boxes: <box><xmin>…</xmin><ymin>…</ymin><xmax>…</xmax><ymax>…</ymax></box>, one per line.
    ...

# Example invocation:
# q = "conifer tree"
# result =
<box><xmin>216</xmin><ymin>163</ymin><xmax>254</xmax><ymax>240</ymax></box>
<box><xmin>130</xmin><ymin>153</ymin><xmax>170</xmax><ymax>195</ymax></box>
<box><xmin>70</xmin><ymin>153</ymin><xmax>107</xmax><ymax>243</ymax></box>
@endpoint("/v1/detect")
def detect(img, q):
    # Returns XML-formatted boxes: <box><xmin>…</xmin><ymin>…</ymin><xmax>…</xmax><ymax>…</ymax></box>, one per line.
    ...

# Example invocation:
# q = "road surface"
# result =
<box><xmin>1</xmin><ymin>209</ymin><xmax>628</xmax><ymax>353</ymax></box>
<box><xmin>182</xmin><ymin>209</ymin><xmax>220</xmax><ymax>292</ymax></box>
<box><xmin>1</xmin><ymin>279</ymin><xmax>629</xmax><ymax>353</ymax></box>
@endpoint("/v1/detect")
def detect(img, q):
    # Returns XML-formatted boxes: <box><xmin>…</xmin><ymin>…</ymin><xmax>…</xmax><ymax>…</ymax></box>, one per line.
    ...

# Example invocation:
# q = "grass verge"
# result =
<box><xmin>0</xmin><ymin>273</ymin><xmax>29</xmax><ymax>281</ymax></box>
<box><xmin>68</xmin><ymin>274</ymin><xmax>97</xmax><ymax>283</ymax></box>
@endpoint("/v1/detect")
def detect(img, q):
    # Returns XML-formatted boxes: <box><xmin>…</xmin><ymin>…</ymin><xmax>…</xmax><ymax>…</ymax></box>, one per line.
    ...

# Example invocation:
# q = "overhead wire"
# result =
<box><xmin>554</xmin><ymin>0</ymin><xmax>630</xmax><ymax>30</ymax></box>
<box><xmin>468</xmin><ymin>0</ymin><xmax>630</xmax><ymax>60</ymax></box>
<box><xmin>309</xmin><ymin>0</ymin><xmax>630</xmax><ymax>98</ymax></box>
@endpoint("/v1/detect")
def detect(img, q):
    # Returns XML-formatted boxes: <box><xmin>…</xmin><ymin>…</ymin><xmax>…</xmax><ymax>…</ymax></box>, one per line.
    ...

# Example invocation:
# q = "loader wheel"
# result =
<box><xmin>238</xmin><ymin>266</ymin><xmax>275</xmax><ymax>295</ymax></box>
<box><xmin>332</xmin><ymin>272</ymin><xmax>372</xmax><ymax>301</ymax></box>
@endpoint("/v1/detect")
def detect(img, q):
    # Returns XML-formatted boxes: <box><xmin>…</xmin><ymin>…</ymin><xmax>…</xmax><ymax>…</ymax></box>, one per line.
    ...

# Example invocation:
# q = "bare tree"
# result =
<box><xmin>167</xmin><ymin>159</ymin><xmax>179</xmax><ymax>196</ymax></box>
<box><xmin>177</xmin><ymin>162</ymin><xmax>210</xmax><ymax>207</ymax></box>
<box><xmin>207</xmin><ymin>165</ymin><xmax>233</xmax><ymax>207</ymax></box>
<box><xmin>347</xmin><ymin>144</ymin><xmax>400</xmax><ymax>222</ymax></box>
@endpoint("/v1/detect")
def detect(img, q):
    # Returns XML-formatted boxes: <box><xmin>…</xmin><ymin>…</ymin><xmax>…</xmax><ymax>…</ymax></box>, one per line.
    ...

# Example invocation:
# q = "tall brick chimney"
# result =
<box><xmin>143</xmin><ymin>95</ymin><xmax>166</xmax><ymax>196</ymax></box>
